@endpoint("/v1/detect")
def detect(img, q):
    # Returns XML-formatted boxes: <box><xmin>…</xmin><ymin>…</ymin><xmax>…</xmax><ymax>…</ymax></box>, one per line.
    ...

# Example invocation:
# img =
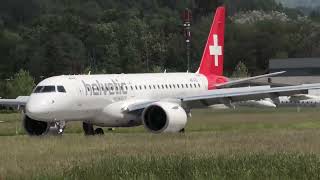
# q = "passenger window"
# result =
<box><xmin>177</xmin><ymin>84</ymin><xmax>180</xmax><ymax>88</ymax></box>
<box><xmin>57</xmin><ymin>86</ymin><xmax>66</xmax><ymax>93</ymax></box>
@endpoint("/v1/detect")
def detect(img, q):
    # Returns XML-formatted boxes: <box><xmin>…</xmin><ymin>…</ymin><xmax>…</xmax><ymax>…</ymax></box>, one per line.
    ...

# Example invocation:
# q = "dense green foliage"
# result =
<box><xmin>1</xmin><ymin>0</ymin><xmax>320</xmax><ymax>96</ymax></box>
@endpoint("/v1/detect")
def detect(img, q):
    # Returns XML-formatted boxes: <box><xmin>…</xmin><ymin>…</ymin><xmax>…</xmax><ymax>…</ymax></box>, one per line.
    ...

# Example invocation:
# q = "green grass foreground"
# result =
<box><xmin>43</xmin><ymin>154</ymin><xmax>320</xmax><ymax>180</ymax></box>
<box><xmin>1</xmin><ymin>108</ymin><xmax>320</xmax><ymax>179</ymax></box>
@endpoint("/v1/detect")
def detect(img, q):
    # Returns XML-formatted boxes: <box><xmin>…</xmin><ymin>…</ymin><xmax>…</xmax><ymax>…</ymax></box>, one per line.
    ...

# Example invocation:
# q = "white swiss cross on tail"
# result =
<box><xmin>209</xmin><ymin>34</ymin><xmax>222</xmax><ymax>67</ymax></box>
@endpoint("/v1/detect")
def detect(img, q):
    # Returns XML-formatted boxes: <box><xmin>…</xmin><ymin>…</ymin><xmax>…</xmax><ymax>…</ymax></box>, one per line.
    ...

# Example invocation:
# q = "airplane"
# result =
<box><xmin>1</xmin><ymin>6</ymin><xmax>320</xmax><ymax>136</ymax></box>
<box><xmin>237</xmin><ymin>94</ymin><xmax>320</xmax><ymax>108</ymax></box>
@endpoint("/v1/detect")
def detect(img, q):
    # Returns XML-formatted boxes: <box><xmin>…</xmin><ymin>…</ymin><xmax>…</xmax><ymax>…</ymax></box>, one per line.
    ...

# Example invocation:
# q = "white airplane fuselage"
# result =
<box><xmin>25</xmin><ymin>73</ymin><xmax>211</xmax><ymax>127</ymax></box>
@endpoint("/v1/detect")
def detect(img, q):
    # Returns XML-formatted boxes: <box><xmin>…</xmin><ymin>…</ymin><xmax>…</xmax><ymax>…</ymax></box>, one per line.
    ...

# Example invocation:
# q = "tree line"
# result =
<box><xmin>0</xmin><ymin>0</ymin><xmax>320</xmax><ymax>98</ymax></box>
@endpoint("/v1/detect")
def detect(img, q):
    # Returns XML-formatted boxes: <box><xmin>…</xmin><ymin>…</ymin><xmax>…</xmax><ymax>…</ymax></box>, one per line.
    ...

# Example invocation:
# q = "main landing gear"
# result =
<box><xmin>82</xmin><ymin>122</ymin><xmax>104</xmax><ymax>136</ymax></box>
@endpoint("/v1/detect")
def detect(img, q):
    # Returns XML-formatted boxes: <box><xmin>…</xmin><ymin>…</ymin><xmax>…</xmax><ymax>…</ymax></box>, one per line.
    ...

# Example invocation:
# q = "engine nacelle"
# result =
<box><xmin>23</xmin><ymin>114</ymin><xmax>59</xmax><ymax>136</ymax></box>
<box><xmin>142</xmin><ymin>102</ymin><xmax>187</xmax><ymax>133</ymax></box>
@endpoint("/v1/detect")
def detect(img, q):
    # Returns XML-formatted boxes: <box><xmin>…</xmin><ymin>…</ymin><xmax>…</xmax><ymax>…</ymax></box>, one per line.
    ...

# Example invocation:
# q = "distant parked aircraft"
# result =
<box><xmin>1</xmin><ymin>6</ymin><xmax>320</xmax><ymax>136</ymax></box>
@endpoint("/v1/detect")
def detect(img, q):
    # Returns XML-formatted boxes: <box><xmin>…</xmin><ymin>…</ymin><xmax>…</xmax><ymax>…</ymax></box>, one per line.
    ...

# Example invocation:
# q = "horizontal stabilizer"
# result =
<box><xmin>216</xmin><ymin>71</ymin><xmax>286</xmax><ymax>88</ymax></box>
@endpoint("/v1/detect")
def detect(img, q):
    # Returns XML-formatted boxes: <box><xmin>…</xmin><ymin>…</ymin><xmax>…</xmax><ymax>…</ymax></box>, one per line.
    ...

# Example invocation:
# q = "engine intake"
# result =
<box><xmin>142</xmin><ymin>102</ymin><xmax>187</xmax><ymax>133</ymax></box>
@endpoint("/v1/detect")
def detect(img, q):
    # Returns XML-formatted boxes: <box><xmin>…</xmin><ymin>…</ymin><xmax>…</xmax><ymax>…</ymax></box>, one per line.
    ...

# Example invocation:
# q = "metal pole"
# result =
<box><xmin>182</xmin><ymin>8</ymin><xmax>192</xmax><ymax>72</ymax></box>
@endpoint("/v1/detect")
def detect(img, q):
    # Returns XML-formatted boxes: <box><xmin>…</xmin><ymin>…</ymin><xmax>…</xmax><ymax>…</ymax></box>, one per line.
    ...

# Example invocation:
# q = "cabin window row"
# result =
<box><xmin>127</xmin><ymin>83</ymin><xmax>201</xmax><ymax>91</ymax></box>
<box><xmin>96</xmin><ymin>83</ymin><xmax>202</xmax><ymax>92</ymax></box>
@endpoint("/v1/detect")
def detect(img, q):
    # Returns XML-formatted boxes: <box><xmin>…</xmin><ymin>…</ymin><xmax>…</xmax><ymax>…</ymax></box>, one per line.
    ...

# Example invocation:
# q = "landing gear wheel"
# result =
<box><xmin>56</xmin><ymin>121</ymin><xmax>66</xmax><ymax>135</ymax></box>
<box><xmin>179</xmin><ymin>128</ymin><xmax>185</xmax><ymax>133</ymax></box>
<box><xmin>83</xmin><ymin>122</ymin><xmax>95</xmax><ymax>136</ymax></box>
<box><xmin>95</xmin><ymin>128</ymin><xmax>104</xmax><ymax>135</ymax></box>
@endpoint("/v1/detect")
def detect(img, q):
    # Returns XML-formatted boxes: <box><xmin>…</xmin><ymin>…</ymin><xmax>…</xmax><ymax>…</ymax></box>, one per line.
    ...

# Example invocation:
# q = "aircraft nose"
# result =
<box><xmin>25</xmin><ymin>97</ymin><xmax>54</xmax><ymax>120</ymax></box>
<box><xmin>26</xmin><ymin>104</ymin><xmax>44</xmax><ymax>115</ymax></box>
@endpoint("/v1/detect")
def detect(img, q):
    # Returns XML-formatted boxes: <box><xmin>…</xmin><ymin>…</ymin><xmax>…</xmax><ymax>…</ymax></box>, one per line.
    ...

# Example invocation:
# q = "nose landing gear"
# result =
<box><xmin>55</xmin><ymin>121</ymin><xmax>66</xmax><ymax>135</ymax></box>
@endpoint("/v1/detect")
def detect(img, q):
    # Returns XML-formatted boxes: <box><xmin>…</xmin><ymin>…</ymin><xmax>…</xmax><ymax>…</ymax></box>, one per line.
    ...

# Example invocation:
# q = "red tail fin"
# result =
<box><xmin>198</xmin><ymin>6</ymin><xmax>225</xmax><ymax>76</ymax></box>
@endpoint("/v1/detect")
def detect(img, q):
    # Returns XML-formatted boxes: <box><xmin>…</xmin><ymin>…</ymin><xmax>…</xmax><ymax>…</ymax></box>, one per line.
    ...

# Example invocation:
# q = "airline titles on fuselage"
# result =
<box><xmin>82</xmin><ymin>79</ymin><xmax>127</xmax><ymax>96</ymax></box>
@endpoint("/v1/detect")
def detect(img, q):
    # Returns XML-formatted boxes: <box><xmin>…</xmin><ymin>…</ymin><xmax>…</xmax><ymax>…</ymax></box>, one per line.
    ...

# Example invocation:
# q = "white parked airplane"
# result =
<box><xmin>1</xmin><ymin>6</ymin><xmax>320</xmax><ymax>136</ymax></box>
<box><xmin>248</xmin><ymin>95</ymin><xmax>320</xmax><ymax>108</ymax></box>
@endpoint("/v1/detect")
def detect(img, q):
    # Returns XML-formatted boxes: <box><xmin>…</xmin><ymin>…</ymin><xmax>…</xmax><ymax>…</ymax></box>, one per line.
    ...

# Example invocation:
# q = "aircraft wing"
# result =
<box><xmin>216</xmin><ymin>71</ymin><xmax>286</xmax><ymax>89</ymax></box>
<box><xmin>182</xmin><ymin>84</ymin><xmax>320</xmax><ymax>108</ymax></box>
<box><xmin>123</xmin><ymin>84</ymin><xmax>320</xmax><ymax>112</ymax></box>
<box><xmin>0</xmin><ymin>96</ymin><xmax>29</xmax><ymax>107</ymax></box>
<box><xmin>122</xmin><ymin>100</ymin><xmax>158</xmax><ymax>112</ymax></box>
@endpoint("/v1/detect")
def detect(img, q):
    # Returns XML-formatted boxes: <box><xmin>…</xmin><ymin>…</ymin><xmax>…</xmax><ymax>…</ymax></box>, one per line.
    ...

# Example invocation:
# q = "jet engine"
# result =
<box><xmin>142</xmin><ymin>102</ymin><xmax>187</xmax><ymax>133</ymax></box>
<box><xmin>23</xmin><ymin>115</ymin><xmax>59</xmax><ymax>136</ymax></box>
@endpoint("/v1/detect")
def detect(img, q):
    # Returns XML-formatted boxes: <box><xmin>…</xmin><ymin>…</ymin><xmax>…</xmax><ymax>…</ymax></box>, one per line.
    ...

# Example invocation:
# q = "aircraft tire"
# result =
<box><xmin>83</xmin><ymin>122</ymin><xmax>95</xmax><ymax>136</ymax></box>
<box><xmin>95</xmin><ymin>128</ymin><xmax>104</xmax><ymax>135</ymax></box>
<box><xmin>179</xmin><ymin>128</ymin><xmax>185</xmax><ymax>133</ymax></box>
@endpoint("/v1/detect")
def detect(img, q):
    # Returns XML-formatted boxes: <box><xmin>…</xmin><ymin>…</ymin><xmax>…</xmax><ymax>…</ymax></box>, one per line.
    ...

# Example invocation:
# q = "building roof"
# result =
<box><xmin>270</xmin><ymin>58</ymin><xmax>320</xmax><ymax>69</ymax></box>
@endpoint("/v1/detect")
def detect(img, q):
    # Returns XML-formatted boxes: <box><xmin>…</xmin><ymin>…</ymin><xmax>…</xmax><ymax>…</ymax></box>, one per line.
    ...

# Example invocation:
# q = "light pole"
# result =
<box><xmin>182</xmin><ymin>8</ymin><xmax>192</xmax><ymax>72</ymax></box>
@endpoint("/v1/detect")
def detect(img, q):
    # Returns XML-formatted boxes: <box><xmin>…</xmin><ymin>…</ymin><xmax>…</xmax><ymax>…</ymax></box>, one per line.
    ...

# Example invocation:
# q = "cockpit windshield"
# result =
<box><xmin>33</xmin><ymin>85</ymin><xmax>66</xmax><ymax>93</ymax></box>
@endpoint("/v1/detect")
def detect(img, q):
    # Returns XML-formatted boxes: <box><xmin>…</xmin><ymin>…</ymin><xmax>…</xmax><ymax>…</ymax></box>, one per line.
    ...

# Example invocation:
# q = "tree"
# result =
<box><xmin>231</xmin><ymin>61</ymin><xmax>249</xmax><ymax>78</ymax></box>
<box><xmin>6</xmin><ymin>69</ymin><xmax>35</xmax><ymax>98</ymax></box>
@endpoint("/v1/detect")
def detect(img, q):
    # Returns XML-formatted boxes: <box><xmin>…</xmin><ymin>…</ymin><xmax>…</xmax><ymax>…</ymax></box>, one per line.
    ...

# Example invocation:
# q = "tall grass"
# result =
<box><xmin>31</xmin><ymin>154</ymin><xmax>320</xmax><ymax>180</ymax></box>
<box><xmin>1</xmin><ymin>108</ymin><xmax>320</xmax><ymax>179</ymax></box>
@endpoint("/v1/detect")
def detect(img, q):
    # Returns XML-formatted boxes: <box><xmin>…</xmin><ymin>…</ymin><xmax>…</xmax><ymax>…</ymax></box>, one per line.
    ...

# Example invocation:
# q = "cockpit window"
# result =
<box><xmin>33</xmin><ymin>86</ymin><xmax>44</xmax><ymax>93</ymax></box>
<box><xmin>33</xmin><ymin>86</ymin><xmax>56</xmax><ymax>93</ymax></box>
<box><xmin>57</xmin><ymin>86</ymin><xmax>66</xmax><ymax>93</ymax></box>
<box><xmin>42</xmin><ymin>86</ymin><xmax>56</xmax><ymax>93</ymax></box>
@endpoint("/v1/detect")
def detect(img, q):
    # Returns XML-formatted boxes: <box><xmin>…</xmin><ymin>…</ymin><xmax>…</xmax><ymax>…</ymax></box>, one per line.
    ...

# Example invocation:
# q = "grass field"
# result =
<box><xmin>1</xmin><ymin>108</ymin><xmax>320</xmax><ymax>179</ymax></box>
